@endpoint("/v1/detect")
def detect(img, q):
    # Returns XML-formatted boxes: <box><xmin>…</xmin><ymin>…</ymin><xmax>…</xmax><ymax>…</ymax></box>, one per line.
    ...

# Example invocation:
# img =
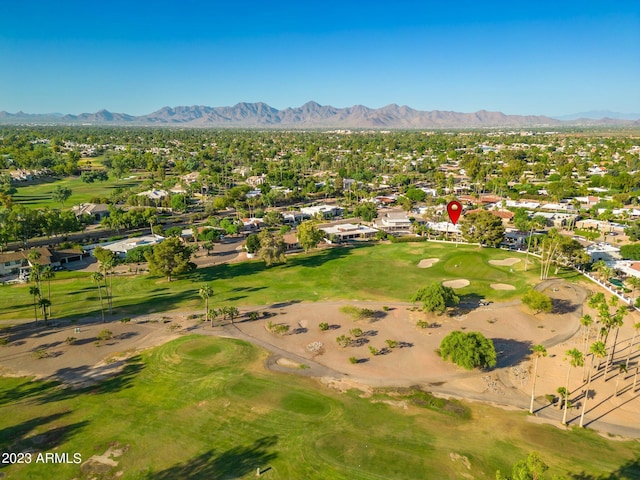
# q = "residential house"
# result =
<box><xmin>71</xmin><ymin>203</ymin><xmax>110</xmax><ymax>222</ymax></box>
<box><xmin>321</xmin><ymin>223</ymin><xmax>379</xmax><ymax>242</ymax></box>
<box><xmin>373</xmin><ymin>211</ymin><xmax>412</xmax><ymax>234</ymax></box>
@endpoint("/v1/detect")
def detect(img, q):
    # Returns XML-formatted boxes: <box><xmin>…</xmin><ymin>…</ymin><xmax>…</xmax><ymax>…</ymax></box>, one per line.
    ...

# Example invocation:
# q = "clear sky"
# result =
<box><xmin>1</xmin><ymin>0</ymin><xmax>639</xmax><ymax>116</ymax></box>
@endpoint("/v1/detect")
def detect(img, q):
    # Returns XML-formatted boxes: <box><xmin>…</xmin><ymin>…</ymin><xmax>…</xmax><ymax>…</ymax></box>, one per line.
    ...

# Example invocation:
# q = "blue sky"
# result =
<box><xmin>1</xmin><ymin>1</ymin><xmax>639</xmax><ymax>116</ymax></box>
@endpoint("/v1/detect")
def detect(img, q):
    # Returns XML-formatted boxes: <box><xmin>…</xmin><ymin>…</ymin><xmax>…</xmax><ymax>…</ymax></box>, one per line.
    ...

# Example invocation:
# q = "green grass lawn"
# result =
<box><xmin>1</xmin><ymin>336</ymin><xmax>638</xmax><ymax>479</ymax></box>
<box><xmin>0</xmin><ymin>243</ymin><xmax>553</xmax><ymax>322</ymax></box>
<box><xmin>11</xmin><ymin>175</ymin><xmax>142</xmax><ymax>208</ymax></box>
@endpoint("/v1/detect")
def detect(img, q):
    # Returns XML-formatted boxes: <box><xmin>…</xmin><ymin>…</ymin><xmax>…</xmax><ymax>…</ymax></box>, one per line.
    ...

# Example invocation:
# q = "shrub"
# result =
<box><xmin>385</xmin><ymin>339</ymin><xmax>398</xmax><ymax>349</ymax></box>
<box><xmin>368</xmin><ymin>346</ymin><xmax>379</xmax><ymax>356</ymax></box>
<box><xmin>120</xmin><ymin>317</ymin><xmax>131</xmax><ymax>323</ymax></box>
<box><xmin>349</xmin><ymin>356</ymin><xmax>359</xmax><ymax>364</ymax></box>
<box><xmin>249</xmin><ymin>311</ymin><xmax>259</xmax><ymax>321</ymax></box>
<box><xmin>336</xmin><ymin>335</ymin><xmax>352</xmax><ymax>348</ymax></box>
<box><xmin>65</xmin><ymin>337</ymin><xmax>77</xmax><ymax>345</ymax></box>
<box><xmin>439</xmin><ymin>330</ymin><xmax>497</xmax><ymax>370</ymax></box>
<box><xmin>0</xmin><ymin>337</ymin><xmax>8</xmax><ymax>346</ymax></box>
<box><xmin>319</xmin><ymin>322</ymin><xmax>330</xmax><ymax>331</ymax></box>
<box><xmin>97</xmin><ymin>329</ymin><xmax>113</xmax><ymax>341</ymax></box>
<box><xmin>32</xmin><ymin>349</ymin><xmax>48</xmax><ymax>359</ymax></box>
<box><xmin>349</xmin><ymin>327</ymin><xmax>363</xmax><ymax>337</ymax></box>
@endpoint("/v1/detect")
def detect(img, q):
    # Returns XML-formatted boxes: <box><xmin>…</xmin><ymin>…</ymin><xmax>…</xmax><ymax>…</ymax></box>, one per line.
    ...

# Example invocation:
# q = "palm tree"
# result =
<box><xmin>38</xmin><ymin>298</ymin><xmax>51</xmax><ymax>323</ymax></box>
<box><xmin>91</xmin><ymin>272</ymin><xmax>106</xmax><ymax>323</ymax></box>
<box><xmin>604</xmin><ymin>307</ymin><xmax>627</xmax><ymax>380</ymax></box>
<box><xmin>529</xmin><ymin>344</ymin><xmax>547</xmax><ymax>414</ymax></box>
<box><xmin>626</xmin><ymin>276</ymin><xmax>640</xmax><ymax>303</ymax></box>
<box><xmin>580</xmin><ymin>314</ymin><xmax>593</xmax><ymax>379</ymax></box>
<box><xmin>29</xmin><ymin>285</ymin><xmax>40</xmax><ymax>323</ymax></box>
<box><xmin>562</xmin><ymin>348</ymin><xmax>584</xmax><ymax>426</ymax></box>
<box><xmin>199</xmin><ymin>284</ymin><xmax>213</xmax><ymax>325</ymax></box>
<box><xmin>579</xmin><ymin>341</ymin><xmax>606</xmax><ymax>428</ymax></box>
<box><xmin>624</xmin><ymin>322</ymin><xmax>640</xmax><ymax>370</ymax></box>
<box><xmin>40</xmin><ymin>266</ymin><xmax>55</xmax><ymax>317</ymax></box>
<box><xmin>614</xmin><ymin>364</ymin><xmax>628</xmax><ymax>396</ymax></box>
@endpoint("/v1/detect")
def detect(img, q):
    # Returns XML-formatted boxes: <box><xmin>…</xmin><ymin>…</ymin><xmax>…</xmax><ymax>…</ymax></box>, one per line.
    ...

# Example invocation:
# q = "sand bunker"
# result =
<box><xmin>276</xmin><ymin>357</ymin><xmax>303</xmax><ymax>369</ymax></box>
<box><xmin>490</xmin><ymin>283</ymin><xmax>516</xmax><ymax>290</ymax></box>
<box><xmin>418</xmin><ymin>258</ymin><xmax>440</xmax><ymax>268</ymax></box>
<box><xmin>489</xmin><ymin>258</ymin><xmax>521</xmax><ymax>266</ymax></box>
<box><xmin>442</xmin><ymin>279</ymin><xmax>470</xmax><ymax>289</ymax></box>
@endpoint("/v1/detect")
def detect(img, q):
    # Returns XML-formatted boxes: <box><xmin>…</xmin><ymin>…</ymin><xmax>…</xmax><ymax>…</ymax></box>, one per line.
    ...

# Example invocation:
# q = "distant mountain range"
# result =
<box><xmin>1</xmin><ymin>101</ymin><xmax>639</xmax><ymax>128</ymax></box>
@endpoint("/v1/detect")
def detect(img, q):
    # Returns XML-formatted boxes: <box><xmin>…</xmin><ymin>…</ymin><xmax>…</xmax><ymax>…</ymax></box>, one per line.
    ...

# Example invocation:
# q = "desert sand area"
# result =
<box><xmin>1</xmin><ymin>279</ymin><xmax>640</xmax><ymax>438</ymax></box>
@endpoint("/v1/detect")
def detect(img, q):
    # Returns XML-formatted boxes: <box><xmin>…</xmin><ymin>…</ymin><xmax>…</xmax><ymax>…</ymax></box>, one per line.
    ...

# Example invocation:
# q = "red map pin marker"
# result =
<box><xmin>447</xmin><ymin>200</ymin><xmax>462</xmax><ymax>225</ymax></box>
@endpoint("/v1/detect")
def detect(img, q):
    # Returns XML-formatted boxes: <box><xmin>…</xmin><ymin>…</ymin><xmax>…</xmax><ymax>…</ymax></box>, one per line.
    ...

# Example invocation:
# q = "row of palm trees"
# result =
<box><xmin>198</xmin><ymin>284</ymin><xmax>241</xmax><ymax>326</ymax></box>
<box><xmin>529</xmin><ymin>292</ymin><xmax>640</xmax><ymax>428</ymax></box>
<box><xmin>27</xmin><ymin>250</ymin><xmax>55</xmax><ymax>324</ymax></box>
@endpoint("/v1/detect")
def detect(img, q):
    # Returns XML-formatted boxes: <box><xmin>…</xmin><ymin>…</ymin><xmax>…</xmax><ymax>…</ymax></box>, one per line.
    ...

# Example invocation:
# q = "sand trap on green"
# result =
<box><xmin>490</xmin><ymin>283</ymin><xmax>516</xmax><ymax>290</ymax></box>
<box><xmin>442</xmin><ymin>279</ymin><xmax>470</xmax><ymax>289</ymax></box>
<box><xmin>489</xmin><ymin>258</ymin><xmax>521</xmax><ymax>266</ymax></box>
<box><xmin>418</xmin><ymin>258</ymin><xmax>440</xmax><ymax>268</ymax></box>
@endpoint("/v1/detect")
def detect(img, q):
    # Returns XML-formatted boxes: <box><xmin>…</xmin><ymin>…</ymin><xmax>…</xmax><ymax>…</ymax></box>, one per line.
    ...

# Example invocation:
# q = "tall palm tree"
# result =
<box><xmin>580</xmin><ymin>341</ymin><xmax>606</xmax><ymax>428</ymax></box>
<box><xmin>604</xmin><ymin>307</ymin><xmax>627</xmax><ymax>380</ymax></box>
<box><xmin>29</xmin><ymin>285</ymin><xmax>40</xmax><ymax>323</ymax></box>
<box><xmin>562</xmin><ymin>348</ymin><xmax>584</xmax><ymax>426</ymax></box>
<box><xmin>199</xmin><ymin>284</ymin><xmax>213</xmax><ymax>325</ymax></box>
<box><xmin>529</xmin><ymin>344</ymin><xmax>547</xmax><ymax>414</ymax></box>
<box><xmin>580</xmin><ymin>314</ymin><xmax>593</xmax><ymax>379</ymax></box>
<box><xmin>38</xmin><ymin>298</ymin><xmax>51</xmax><ymax>324</ymax></box>
<box><xmin>91</xmin><ymin>272</ymin><xmax>106</xmax><ymax>323</ymax></box>
<box><xmin>624</xmin><ymin>322</ymin><xmax>640</xmax><ymax>370</ymax></box>
<box><xmin>40</xmin><ymin>266</ymin><xmax>55</xmax><ymax>317</ymax></box>
<box><xmin>614</xmin><ymin>364</ymin><xmax>628</xmax><ymax>397</ymax></box>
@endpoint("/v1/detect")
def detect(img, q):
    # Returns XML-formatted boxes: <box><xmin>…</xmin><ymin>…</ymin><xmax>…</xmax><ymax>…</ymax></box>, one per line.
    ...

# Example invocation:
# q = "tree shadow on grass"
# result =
<box><xmin>145</xmin><ymin>436</ymin><xmax>279</xmax><ymax>480</ymax></box>
<box><xmin>492</xmin><ymin>338</ymin><xmax>533</xmax><ymax>368</ymax></box>
<box><xmin>569</xmin><ymin>457</ymin><xmax>640</xmax><ymax>479</ymax></box>
<box><xmin>0</xmin><ymin>378</ymin><xmax>62</xmax><ymax>406</ymax></box>
<box><xmin>6</xmin><ymin>420</ymin><xmax>90</xmax><ymax>457</ymax></box>
<box><xmin>0</xmin><ymin>412</ymin><xmax>69</xmax><ymax>450</ymax></box>
<box><xmin>38</xmin><ymin>355</ymin><xmax>144</xmax><ymax>404</ymax></box>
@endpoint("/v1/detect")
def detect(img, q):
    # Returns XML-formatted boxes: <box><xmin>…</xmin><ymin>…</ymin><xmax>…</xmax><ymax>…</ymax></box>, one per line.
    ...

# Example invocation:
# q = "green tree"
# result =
<box><xmin>522</xmin><ymin>290</ymin><xmax>552</xmax><ymax>315</ymax></box>
<box><xmin>145</xmin><ymin>237</ymin><xmax>196</xmax><ymax>282</ymax></box>
<box><xmin>199</xmin><ymin>284</ymin><xmax>213</xmax><ymax>325</ymax></box>
<box><xmin>459</xmin><ymin>210</ymin><xmax>505</xmax><ymax>247</ymax></box>
<box><xmin>561</xmin><ymin>348</ymin><xmax>584</xmax><ymax>425</ymax></box>
<box><xmin>296</xmin><ymin>220</ymin><xmax>324</xmax><ymax>252</ymax></box>
<box><xmin>529</xmin><ymin>345</ymin><xmax>547</xmax><ymax>414</ymax></box>
<box><xmin>170</xmin><ymin>194</ymin><xmax>187</xmax><ymax>212</ymax></box>
<box><xmin>52</xmin><ymin>185</ymin><xmax>72</xmax><ymax>207</ymax></box>
<box><xmin>263</xmin><ymin>211</ymin><xmax>284</xmax><ymax>227</ymax></box>
<box><xmin>411</xmin><ymin>282</ymin><xmax>460</xmax><ymax>315</ymax></box>
<box><xmin>258</xmin><ymin>229</ymin><xmax>286</xmax><ymax>267</ymax></box>
<box><xmin>496</xmin><ymin>451</ymin><xmax>549</xmax><ymax>480</ymax></box>
<box><xmin>353</xmin><ymin>202</ymin><xmax>378</xmax><ymax>222</ymax></box>
<box><xmin>245</xmin><ymin>234</ymin><xmax>261</xmax><ymax>254</ymax></box>
<box><xmin>439</xmin><ymin>330</ymin><xmax>497</xmax><ymax>370</ymax></box>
